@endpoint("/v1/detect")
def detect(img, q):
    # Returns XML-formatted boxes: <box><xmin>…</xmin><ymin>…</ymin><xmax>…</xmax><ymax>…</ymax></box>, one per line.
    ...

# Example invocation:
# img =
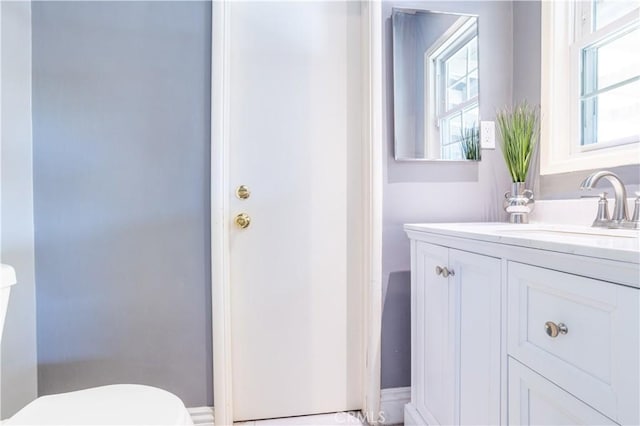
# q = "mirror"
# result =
<box><xmin>393</xmin><ymin>9</ymin><xmax>480</xmax><ymax>161</ymax></box>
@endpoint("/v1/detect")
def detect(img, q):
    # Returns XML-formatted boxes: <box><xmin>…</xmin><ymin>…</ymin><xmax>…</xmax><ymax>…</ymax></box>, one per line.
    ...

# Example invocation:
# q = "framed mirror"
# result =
<box><xmin>393</xmin><ymin>9</ymin><xmax>481</xmax><ymax>161</ymax></box>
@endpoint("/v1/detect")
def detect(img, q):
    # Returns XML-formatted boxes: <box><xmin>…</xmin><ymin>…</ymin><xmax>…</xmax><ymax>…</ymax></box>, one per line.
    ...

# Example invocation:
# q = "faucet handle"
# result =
<box><xmin>629</xmin><ymin>192</ymin><xmax>640</xmax><ymax>228</ymax></box>
<box><xmin>582</xmin><ymin>192</ymin><xmax>610</xmax><ymax>228</ymax></box>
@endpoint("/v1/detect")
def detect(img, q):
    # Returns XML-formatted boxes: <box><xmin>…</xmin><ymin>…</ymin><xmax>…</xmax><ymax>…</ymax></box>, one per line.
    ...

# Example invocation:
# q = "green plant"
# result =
<box><xmin>496</xmin><ymin>102</ymin><xmax>539</xmax><ymax>182</ymax></box>
<box><xmin>460</xmin><ymin>125</ymin><xmax>480</xmax><ymax>160</ymax></box>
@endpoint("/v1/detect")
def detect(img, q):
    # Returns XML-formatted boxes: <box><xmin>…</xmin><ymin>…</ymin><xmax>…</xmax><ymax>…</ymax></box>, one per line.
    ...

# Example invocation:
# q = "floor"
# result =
<box><xmin>234</xmin><ymin>412</ymin><xmax>366</xmax><ymax>426</ymax></box>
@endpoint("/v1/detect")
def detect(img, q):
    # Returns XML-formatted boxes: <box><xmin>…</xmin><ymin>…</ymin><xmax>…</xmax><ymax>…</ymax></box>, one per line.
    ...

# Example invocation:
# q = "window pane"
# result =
<box><xmin>462</xmin><ymin>106</ymin><xmax>479</xmax><ymax>130</ymax></box>
<box><xmin>446</xmin><ymin>113</ymin><xmax>463</xmax><ymax>145</ymax></box>
<box><xmin>440</xmin><ymin>112</ymin><xmax>462</xmax><ymax>160</ymax></box>
<box><xmin>468</xmin><ymin>36</ymin><xmax>478</xmax><ymax>72</ymax></box>
<box><xmin>446</xmin><ymin>46</ymin><xmax>468</xmax><ymax>109</ymax></box>
<box><xmin>447</xmin><ymin>83</ymin><xmax>465</xmax><ymax>109</ymax></box>
<box><xmin>446</xmin><ymin>46</ymin><xmax>467</xmax><ymax>85</ymax></box>
<box><xmin>582</xmin><ymin>26</ymin><xmax>640</xmax><ymax>94</ymax></box>
<box><xmin>593</xmin><ymin>0</ymin><xmax>639</xmax><ymax>30</ymax></box>
<box><xmin>582</xmin><ymin>79</ymin><xmax>640</xmax><ymax>145</ymax></box>
<box><xmin>449</xmin><ymin>143</ymin><xmax>462</xmax><ymax>159</ymax></box>
<box><xmin>467</xmin><ymin>69</ymin><xmax>479</xmax><ymax>99</ymax></box>
<box><xmin>445</xmin><ymin>36</ymin><xmax>479</xmax><ymax>111</ymax></box>
<box><xmin>439</xmin><ymin>105</ymin><xmax>479</xmax><ymax>160</ymax></box>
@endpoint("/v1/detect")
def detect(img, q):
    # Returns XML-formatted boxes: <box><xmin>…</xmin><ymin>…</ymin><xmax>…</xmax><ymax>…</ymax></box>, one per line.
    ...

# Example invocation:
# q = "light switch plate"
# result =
<box><xmin>481</xmin><ymin>121</ymin><xmax>496</xmax><ymax>149</ymax></box>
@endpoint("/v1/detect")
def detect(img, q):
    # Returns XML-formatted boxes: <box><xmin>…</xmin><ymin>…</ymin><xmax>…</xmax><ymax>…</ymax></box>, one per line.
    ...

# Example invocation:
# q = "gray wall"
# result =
<box><xmin>0</xmin><ymin>0</ymin><xmax>39</xmax><ymax>418</ymax></box>
<box><xmin>512</xmin><ymin>0</ymin><xmax>541</xmax><ymax>195</ymax></box>
<box><xmin>32</xmin><ymin>1</ymin><xmax>212</xmax><ymax>407</ymax></box>
<box><xmin>381</xmin><ymin>0</ymin><xmax>514</xmax><ymax>389</ymax></box>
<box><xmin>512</xmin><ymin>1</ymin><xmax>540</xmax><ymax>114</ymax></box>
<box><xmin>512</xmin><ymin>0</ymin><xmax>640</xmax><ymax>199</ymax></box>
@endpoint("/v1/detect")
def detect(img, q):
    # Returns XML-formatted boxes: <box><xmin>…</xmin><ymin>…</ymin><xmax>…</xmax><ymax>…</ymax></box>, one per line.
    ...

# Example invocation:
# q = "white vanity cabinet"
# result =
<box><xmin>405</xmin><ymin>240</ymin><xmax>501</xmax><ymax>426</ymax></box>
<box><xmin>404</xmin><ymin>223</ymin><xmax>640</xmax><ymax>426</ymax></box>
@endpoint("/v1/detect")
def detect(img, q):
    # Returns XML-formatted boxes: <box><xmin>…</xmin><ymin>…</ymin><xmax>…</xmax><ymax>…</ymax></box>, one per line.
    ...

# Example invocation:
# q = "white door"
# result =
<box><xmin>227</xmin><ymin>1</ymin><xmax>364</xmax><ymax>421</ymax></box>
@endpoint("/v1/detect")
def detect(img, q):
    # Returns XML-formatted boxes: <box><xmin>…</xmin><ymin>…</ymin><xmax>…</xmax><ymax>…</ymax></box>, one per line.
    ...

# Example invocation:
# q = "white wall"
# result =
<box><xmin>0</xmin><ymin>0</ymin><xmax>39</xmax><ymax>418</ymax></box>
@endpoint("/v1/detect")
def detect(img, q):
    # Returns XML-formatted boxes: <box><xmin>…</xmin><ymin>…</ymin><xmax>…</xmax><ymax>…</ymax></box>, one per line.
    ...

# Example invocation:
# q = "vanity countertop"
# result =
<box><xmin>404</xmin><ymin>222</ymin><xmax>640</xmax><ymax>264</ymax></box>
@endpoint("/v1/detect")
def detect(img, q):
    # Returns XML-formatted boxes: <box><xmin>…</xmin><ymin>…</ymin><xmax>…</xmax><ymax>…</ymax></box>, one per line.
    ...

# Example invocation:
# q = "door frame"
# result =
<box><xmin>210</xmin><ymin>2</ymin><xmax>383</xmax><ymax>425</ymax></box>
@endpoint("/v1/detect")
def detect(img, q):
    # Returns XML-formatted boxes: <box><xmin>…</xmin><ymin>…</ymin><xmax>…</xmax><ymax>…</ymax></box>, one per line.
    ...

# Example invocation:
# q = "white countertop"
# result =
<box><xmin>404</xmin><ymin>222</ymin><xmax>640</xmax><ymax>264</ymax></box>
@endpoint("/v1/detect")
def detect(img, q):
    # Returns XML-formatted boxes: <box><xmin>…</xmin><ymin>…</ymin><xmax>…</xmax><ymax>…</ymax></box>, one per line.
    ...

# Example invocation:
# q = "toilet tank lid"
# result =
<box><xmin>1</xmin><ymin>264</ymin><xmax>17</xmax><ymax>288</ymax></box>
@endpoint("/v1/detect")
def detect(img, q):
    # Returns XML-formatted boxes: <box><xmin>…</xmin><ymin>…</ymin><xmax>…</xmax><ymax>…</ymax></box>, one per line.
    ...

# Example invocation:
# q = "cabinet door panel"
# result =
<box><xmin>413</xmin><ymin>241</ymin><xmax>453</xmax><ymax>425</ymax></box>
<box><xmin>450</xmin><ymin>249</ymin><xmax>501</xmax><ymax>426</ymax></box>
<box><xmin>508</xmin><ymin>358</ymin><xmax>616</xmax><ymax>426</ymax></box>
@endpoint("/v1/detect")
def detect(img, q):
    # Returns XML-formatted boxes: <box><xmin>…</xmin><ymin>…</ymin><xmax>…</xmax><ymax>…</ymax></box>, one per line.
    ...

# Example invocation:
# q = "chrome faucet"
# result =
<box><xmin>580</xmin><ymin>171</ymin><xmax>630</xmax><ymax>228</ymax></box>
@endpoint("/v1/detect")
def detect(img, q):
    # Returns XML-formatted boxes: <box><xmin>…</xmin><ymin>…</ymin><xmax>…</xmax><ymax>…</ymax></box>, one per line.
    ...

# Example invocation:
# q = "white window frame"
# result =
<box><xmin>424</xmin><ymin>16</ymin><xmax>478</xmax><ymax>160</ymax></box>
<box><xmin>540</xmin><ymin>1</ymin><xmax>640</xmax><ymax>175</ymax></box>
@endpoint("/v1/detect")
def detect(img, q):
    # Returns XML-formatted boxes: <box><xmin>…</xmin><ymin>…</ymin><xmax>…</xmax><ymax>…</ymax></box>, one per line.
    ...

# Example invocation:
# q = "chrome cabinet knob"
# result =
<box><xmin>435</xmin><ymin>266</ymin><xmax>454</xmax><ymax>277</ymax></box>
<box><xmin>545</xmin><ymin>321</ymin><xmax>568</xmax><ymax>338</ymax></box>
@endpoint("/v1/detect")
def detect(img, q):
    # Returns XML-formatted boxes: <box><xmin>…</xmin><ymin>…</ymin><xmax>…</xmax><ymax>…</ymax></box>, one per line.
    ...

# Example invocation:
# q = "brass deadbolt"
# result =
<box><xmin>236</xmin><ymin>185</ymin><xmax>251</xmax><ymax>200</ymax></box>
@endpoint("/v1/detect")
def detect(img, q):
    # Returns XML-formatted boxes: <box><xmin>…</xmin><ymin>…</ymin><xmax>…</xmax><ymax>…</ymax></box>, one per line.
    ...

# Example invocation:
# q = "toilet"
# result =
<box><xmin>0</xmin><ymin>264</ymin><xmax>194</xmax><ymax>425</ymax></box>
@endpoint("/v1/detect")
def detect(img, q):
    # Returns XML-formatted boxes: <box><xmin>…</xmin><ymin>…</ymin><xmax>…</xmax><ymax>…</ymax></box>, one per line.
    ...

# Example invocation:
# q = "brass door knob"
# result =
<box><xmin>545</xmin><ymin>321</ymin><xmax>568</xmax><ymax>338</ymax></box>
<box><xmin>234</xmin><ymin>213</ymin><xmax>251</xmax><ymax>229</ymax></box>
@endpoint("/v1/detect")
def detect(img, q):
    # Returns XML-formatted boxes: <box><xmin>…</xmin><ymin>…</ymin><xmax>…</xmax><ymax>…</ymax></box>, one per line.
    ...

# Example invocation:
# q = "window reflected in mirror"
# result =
<box><xmin>393</xmin><ymin>9</ymin><xmax>480</xmax><ymax>161</ymax></box>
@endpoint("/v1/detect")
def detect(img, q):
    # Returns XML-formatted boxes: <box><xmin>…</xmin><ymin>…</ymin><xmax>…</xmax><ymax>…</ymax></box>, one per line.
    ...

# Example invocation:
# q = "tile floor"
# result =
<box><xmin>235</xmin><ymin>412</ymin><xmax>366</xmax><ymax>426</ymax></box>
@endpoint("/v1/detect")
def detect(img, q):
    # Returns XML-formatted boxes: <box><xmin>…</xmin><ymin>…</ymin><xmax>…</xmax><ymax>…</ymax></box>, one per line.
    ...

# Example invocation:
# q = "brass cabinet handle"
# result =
<box><xmin>234</xmin><ymin>213</ymin><xmax>251</xmax><ymax>229</ymax></box>
<box><xmin>435</xmin><ymin>266</ymin><xmax>443</xmax><ymax>276</ymax></box>
<box><xmin>545</xmin><ymin>321</ymin><xmax>568</xmax><ymax>338</ymax></box>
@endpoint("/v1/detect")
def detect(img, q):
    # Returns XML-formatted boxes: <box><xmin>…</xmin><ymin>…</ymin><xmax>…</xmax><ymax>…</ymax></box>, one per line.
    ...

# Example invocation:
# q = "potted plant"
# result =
<box><xmin>460</xmin><ymin>125</ymin><xmax>480</xmax><ymax>161</ymax></box>
<box><xmin>496</xmin><ymin>102</ymin><xmax>539</xmax><ymax>223</ymax></box>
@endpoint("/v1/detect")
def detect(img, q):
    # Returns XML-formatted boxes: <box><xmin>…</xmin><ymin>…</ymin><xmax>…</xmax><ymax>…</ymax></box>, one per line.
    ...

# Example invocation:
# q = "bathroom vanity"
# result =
<box><xmin>403</xmin><ymin>223</ymin><xmax>640</xmax><ymax>426</ymax></box>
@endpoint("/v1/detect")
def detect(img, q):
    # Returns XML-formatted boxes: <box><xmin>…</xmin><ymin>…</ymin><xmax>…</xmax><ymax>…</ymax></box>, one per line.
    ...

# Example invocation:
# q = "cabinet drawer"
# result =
<box><xmin>508</xmin><ymin>358</ymin><xmax>617</xmax><ymax>425</ymax></box>
<box><xmin>507</xmin><ymin>262</ymin><xmax>639</xmax><ymax>425</ymax></box>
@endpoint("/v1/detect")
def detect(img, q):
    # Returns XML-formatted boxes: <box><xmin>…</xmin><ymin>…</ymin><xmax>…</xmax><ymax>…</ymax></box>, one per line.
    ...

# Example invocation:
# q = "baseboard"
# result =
<box><xmin>380</xmin><ymin>387</ymin><xmax>410</xmax><ymax>425</ymax></box>
<box><xmin>187</xmin><ymin>394</ymin><xmax>410</xmax><ymax>426</ymax></box>
<box><xmin>188</xmin><ymin>406</ymin><xmax>214</xmax><ymax>426</ymax></box>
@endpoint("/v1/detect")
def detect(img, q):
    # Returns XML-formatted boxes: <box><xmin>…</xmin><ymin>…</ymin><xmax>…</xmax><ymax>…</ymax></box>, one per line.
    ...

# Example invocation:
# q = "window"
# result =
<box><xmin>541</xmin><ymin>1</ymin><xmax>640</xmax><ymax>174</ymax></box>
<box><xmin>578</xmin><ymin>1</ymin><xmax>640</xmax><ymax>148</ymax></box>
<box><xmin>425</xmin><ymin>17</ymin><xmax>479</xmax><ymax>160</ymax></box>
